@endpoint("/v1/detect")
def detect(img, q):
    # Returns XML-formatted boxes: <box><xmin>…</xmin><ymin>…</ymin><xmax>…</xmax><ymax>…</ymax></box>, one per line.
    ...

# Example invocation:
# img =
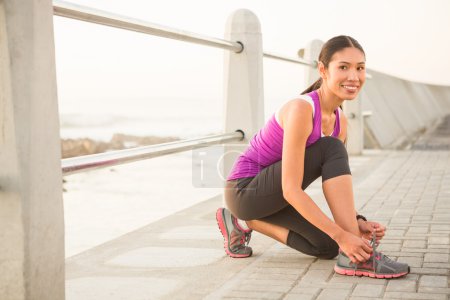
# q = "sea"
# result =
<box><xmin>59</xmin><ymin>96</ymin><xmax>223</xmax><ymax>141</ymax></box>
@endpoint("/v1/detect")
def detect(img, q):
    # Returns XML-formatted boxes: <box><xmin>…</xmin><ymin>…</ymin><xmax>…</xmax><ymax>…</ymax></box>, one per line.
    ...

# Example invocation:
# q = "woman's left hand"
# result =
<box><xmin>358</xmin><ymin>220</ymin><xmax>386</xmax><ymax>243</ymax></box>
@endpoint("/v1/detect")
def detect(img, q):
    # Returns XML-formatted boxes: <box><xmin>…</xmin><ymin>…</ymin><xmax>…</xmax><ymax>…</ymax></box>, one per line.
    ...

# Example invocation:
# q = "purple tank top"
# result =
<box><xmin>227</xmin><ymin>90</ymin><xmax>341</xmax><ymax>180</ymax></box>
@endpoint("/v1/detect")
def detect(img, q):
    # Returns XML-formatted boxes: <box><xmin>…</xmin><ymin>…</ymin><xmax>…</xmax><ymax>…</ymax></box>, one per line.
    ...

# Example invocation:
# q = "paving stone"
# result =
<box><xmin>383</xmin><ymin>292</ymin><xmax>447</xmax><ymax>299</ymax></box>
<box><xmin>236</xmin><ymin>284</ymin><xmax>292</xmax><ymax>293</ymax></box>
<box><xmin>329</xmin><ymin>275</ymin><xmax>387</xmax><ymax>285</ymax></box>
<box><xmin>351</xmin><ymin>283</ymin><xmax>384</xmax><ymax>297</ymax></box>
<box><xmin>428</xmin><ymin>237</ymin><xmax>450</xmax><ymax>245</ymax></box>
<box><xmin>433</xmin><ymin>214</ymin><xmax>450</xmax><ymax>221</ymax></box>
<box><xmin>422</xmin><ymin>262</ymin><xmax>450</xmax><ymax>269</ymax></box>
<box><xmin>411</xmin><ymin>267</ymin><xmax>449</xmax><ymax>275</ymax></box>
<box><xmin>284</xmin><ymin>287</ymin><xmax>320</xmax><ymax>299</ymax></box>
<box><xmin>300</xmin><ymin>269</ymin><xmax>333</xmax><ymax>283</ymax></box>
<box><xmin>424</xmin><ymin>253</ymin><xmax>449</xmax><ymax>263</ymax></box>
<box><xmin>419</xmin><ymin>275</ymin><xmax>448</xmax><ymax>288</ymax></box>
<box><xmin>407</xmin><ymin>227</ymin><xmax>429</xmax><ymax>234</ymax></box>
<box><xmin>430</xmin><ymin>225</ymin><xmax>450</xmax><ymax>231</ymax></box>
<box><xmin>402</xmin><ymin>248</ymin><xmax>449</xmax><ymax>254</ymax></box>
<box><xmin>418</xmin><ymin>287</ymin><xmax>450</xmax><ymax>294</ymax></box>
<box><xmin>241</xmin><ymin>279</ymin><xmax>295</xmax><ymax>287</ymax></box>
<box><xmin>390</xmin><ymin>218</ymin><xmax>411</xmax><ymax>224</ymax></box>
<box><xmin>316</xmin><ymin>288</ymin><xmax>350</xmax><ymax>300</ymax></box>
<box><xmin>378</xmin><ymin>243</ymin><xmax>402</xmax><ymax>251</ymax></box>
<box><xmin>388</xmin><ymin>251</ymin><xmax>424</xmax><ymax>258</ymax></box>
<box><xmin>428</xmin><ymin>244</ymin><xmax>450</xmax><ymax>249</ymax></box>
<box><xmin>308</xmin><ymin>260</ymin><xmax>337</xmax><ymax>270</ymax></box>
<box><xmin>403</xmin><ymin>273</ymin><xmax>420</xmax><ymax>281</ymax></box>
<box><xmin>384</xmin><ymin>230</ymin><xmax>406</xmax><ymax>237</ymax></box>
<box><xmin>396</xmin><ymin>256</ymin><xmax>423</xmax><ymax>268</ymax></box>
<box><xmin>386</xmin><ymin>279</ymin><xmax>416</xmax><ymax>292</ymax></box>
<box><xmin>248</xmin><ymin>272</ymin><xmax>299</xmax><ymax>280</ymax></box>
<box><xmin>253</xmin><ymin>267</ymin><xmax>304</xmax><ymax>275</ymax></box>
<box><xmin>412</xmin><ymin>216</ymin><xmax>432</xmax><ymax>221</ymax></box>
<box><xmin>402</xmin><ymin>240</ymin><xmax>427</xmax><ymax>248</ymax></box>
<box><xmin>259</xmin><ymin>261</ymin><xmax>310</xmax><ymax>269</ymax></box>
<box><xmin>293</xmin><ymin>281</ymin><xmax>353</xmax><ymax>290</ymax></box>
<box><xmin>226</xmin><ymin>290</ymin><xmax>284</xmax><ymax>299</ymax></box>
<box><xmin>283</xmin><ymin>293</ymin><xmax>317</xmax><ymax>300</ymax></box>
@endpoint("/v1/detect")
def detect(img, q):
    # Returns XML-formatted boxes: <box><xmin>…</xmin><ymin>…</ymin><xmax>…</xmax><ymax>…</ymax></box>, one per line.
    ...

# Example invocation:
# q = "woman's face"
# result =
<box><xmin>320</xmin><ymin>47</ymin><xmax>366</xmax><ymax>100</ymax></box>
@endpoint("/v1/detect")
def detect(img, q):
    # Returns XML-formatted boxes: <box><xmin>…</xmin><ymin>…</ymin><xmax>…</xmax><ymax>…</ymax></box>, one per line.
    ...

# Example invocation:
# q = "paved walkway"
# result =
<box><xmin>65</xmin><ymin>117</ymin><xmax>450</xmax><ymax>300</ymax></box>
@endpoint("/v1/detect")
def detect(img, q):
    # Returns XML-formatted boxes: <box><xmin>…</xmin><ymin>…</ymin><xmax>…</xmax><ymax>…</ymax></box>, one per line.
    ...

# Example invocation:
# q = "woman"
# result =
<box><xmin>216</xmin><ymin>35</ymin><xmax>409</xmax><ymax>278</ymax></box>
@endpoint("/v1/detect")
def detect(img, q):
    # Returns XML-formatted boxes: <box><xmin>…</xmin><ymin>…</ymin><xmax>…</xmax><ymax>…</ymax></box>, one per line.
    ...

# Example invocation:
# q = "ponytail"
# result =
<box><xmin>301</xmin><ymin>78</ymin><xmax>322</xmax><ymax>95</ymax></box>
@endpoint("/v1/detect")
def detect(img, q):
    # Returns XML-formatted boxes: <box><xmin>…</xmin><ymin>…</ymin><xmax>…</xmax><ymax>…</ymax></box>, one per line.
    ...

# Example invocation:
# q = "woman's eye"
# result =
<box><xmin>339</xmin><ymin>66</ymin><xmax>347</xmax><ymax>70</ymax></box>
<box><xmin>357</xmin><ymin>66</ymin><xmax>365</xmax><ymax>71</ymax></box>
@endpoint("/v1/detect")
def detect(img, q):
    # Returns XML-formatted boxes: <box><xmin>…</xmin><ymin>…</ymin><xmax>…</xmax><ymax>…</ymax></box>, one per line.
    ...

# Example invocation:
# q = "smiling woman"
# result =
<box><xmin>217</xmin><ymin>35</ymin><xmax>410</xmax><ymax>279</ymax></box>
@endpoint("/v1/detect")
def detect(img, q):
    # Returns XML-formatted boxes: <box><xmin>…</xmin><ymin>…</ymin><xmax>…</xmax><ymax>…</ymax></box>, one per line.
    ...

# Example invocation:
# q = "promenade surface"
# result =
<box><xmin>66</xmin><ymin>116</ymin><xmax>450</xmax><ymax>300</ymax></box>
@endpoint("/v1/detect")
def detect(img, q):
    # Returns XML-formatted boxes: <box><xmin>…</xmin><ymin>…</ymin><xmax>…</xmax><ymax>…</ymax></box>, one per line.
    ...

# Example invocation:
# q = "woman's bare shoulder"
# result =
<box><xmin>279</xmin><ymin>97</ymin><xmax>314</xmax><ymax>129</ymax></box>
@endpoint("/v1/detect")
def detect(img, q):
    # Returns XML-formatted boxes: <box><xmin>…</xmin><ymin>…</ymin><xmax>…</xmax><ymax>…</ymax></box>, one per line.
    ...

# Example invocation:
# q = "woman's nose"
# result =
<box><xmin>348</xmin><ymin>70</ymin><xmax>359</xmax><ymax>81</ymax></box>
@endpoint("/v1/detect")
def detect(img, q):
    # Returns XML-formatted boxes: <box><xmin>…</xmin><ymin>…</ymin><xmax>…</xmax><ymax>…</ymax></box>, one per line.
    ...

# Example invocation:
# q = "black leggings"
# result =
<box><xmin>224</xmin><ymin>136</ymin><xmax>351</xmax><ymax>259</ymax></box>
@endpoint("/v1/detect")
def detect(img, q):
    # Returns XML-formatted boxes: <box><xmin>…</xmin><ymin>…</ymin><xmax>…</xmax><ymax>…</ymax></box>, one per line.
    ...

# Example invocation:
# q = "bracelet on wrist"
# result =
<box><xmin>356</xmin><ymin>214</ymin><xmax>367</xmax><ymax>221</ymax></box>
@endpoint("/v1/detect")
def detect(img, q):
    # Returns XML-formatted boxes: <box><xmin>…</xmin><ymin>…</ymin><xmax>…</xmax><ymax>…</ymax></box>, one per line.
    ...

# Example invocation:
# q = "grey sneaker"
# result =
<box><xmin>334</xmin><ymin>232</ymin><xmax>410</xmax><ymax>278</ymax></box>
<box><xmin>216</xmin><ymin>208</ymin><xmax>252</xmax><ymax>258</ymax></box>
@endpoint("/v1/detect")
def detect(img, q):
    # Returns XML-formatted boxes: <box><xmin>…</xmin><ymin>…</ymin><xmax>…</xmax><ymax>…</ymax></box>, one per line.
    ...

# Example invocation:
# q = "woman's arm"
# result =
<box><xmin>281</xmin><ymin>100</ymin><xmax>345</xmax><ymax>242</ymax></box>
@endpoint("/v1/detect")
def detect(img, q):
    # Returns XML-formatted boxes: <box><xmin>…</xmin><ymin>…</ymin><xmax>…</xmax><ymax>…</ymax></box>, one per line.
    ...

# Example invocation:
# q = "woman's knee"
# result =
<box><xmin>321</xmin><ymin>136</ymin><xmax>347</xmax><ymax>157</ymax></box>
<box><xmin>320</xmin><ymin>137</ymin><xmax>351</xmax><ymax>181</ymax></box>
<box><xmin>316</xmin><ymin>241</ymin><xmax>339</xmax><ymax>259</ymax></box>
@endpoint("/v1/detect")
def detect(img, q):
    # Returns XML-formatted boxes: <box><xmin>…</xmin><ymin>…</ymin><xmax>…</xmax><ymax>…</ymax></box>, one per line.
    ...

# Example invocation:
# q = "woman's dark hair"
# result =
<box><xmin>301</xmin><ymin>35</ymin><xmax>365</xmax><ymax>95</ymax></box>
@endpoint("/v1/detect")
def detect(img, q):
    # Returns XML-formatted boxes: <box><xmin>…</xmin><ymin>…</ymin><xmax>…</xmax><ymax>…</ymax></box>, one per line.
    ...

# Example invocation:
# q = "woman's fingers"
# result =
<box><xmin>352</xmin><ymin>253</ymin><xmax>366</xmax><ymax>264</ymax></box>
<box><xmin>362</xmin><ymin>239</ymin><xmax>373</xmax><ymax>252</ymax></box>
<box><xmin>351</xmin><ymin>249</ymin><xmax>371</xmax><ymax>264</ymax></box>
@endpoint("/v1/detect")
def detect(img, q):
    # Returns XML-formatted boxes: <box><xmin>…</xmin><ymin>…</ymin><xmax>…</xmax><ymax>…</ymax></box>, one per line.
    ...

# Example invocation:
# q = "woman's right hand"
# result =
<box><xmin>336</xmin><ymin>231</ymin><xmax>373</xmax><ymax>264</ymax></box>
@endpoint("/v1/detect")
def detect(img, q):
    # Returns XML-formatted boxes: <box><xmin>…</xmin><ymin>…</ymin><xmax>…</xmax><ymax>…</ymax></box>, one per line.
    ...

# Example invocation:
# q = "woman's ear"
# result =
<box><xmin>318</xmin><ymin>61</ymin><xmax>327</xmax><ymax>80</ymax></box>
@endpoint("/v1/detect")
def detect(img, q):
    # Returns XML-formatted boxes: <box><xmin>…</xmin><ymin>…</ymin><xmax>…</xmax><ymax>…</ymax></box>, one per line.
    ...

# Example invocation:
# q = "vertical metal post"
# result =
<box><xmin>222</xmin><ymin>9</ymin><xmax>264</xmax><ymax>199</ymax></box>
<box><xmin>0</xmin><ymin>1</ymin><xmax>65</xmax><ymax>299</ymax></box>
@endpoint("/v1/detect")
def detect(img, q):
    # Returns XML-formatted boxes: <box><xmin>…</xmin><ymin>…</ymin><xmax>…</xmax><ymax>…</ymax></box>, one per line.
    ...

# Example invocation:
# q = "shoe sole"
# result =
<box><xmin>334</xmin><ymin>265</ymin><xmax>410</xmax><ymax>279</ymax></box>
<box><xmin>216</xmin><ymin>208</ymin><xmax>251</xmax><ymax>258</ymax></box>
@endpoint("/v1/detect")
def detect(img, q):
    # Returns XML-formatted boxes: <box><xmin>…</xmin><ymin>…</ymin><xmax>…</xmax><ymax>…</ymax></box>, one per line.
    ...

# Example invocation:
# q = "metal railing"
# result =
<box><xmin>53</xmin><ymin>1</ymin><xmax>243</xmax><ymax>53</ymax></box>
<box><xmin>62</xmin><ymin>131</ymin><xmax>244</xmax><ymax>175</ymax></box>
<box><xmin>263</xmin><ymin>51</ymin><xmax>316</xmax><ymax>67</ymax></box>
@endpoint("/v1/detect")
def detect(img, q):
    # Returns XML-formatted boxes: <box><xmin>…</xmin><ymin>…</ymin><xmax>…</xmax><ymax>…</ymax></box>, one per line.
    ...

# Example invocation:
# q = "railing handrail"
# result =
<box><xmin>53</xmin><ymin>0</ymin><xmax>243</xmax><ymax>53</ymax></box>
<box><xmin>62</xmin><ymin>131</ymin><xmax>244</xmax><ymax>175</ymax></box>
<box><xmin>263</xmin><ymin>51</ymin><xmax>316</xmax><ymax>67</ymax></box>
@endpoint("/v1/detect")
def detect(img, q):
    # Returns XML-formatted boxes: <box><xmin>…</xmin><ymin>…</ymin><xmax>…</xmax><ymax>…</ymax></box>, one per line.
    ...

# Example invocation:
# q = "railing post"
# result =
<box><xmin>0</xmin><ymin>1</ymin><xmax>64</xmax><ymax>299</ymax></box>
<box><xmin>222</xmin><ymin>10</ymin><xmax>264</xmax><ymax>191</ymax></box>
<box><xmin>343</xmin><ymin>92</ymin><xmax>364</xmax><ymax>155</ymax></box>
<box><xmin>303</xmin><ymin>39</ymin><xmax>323</xmax><ymax>86</ymax></box>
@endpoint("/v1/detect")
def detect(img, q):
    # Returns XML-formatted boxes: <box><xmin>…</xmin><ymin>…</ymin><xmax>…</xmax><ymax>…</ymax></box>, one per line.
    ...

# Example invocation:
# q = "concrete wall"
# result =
<box><xmin>361</xmin><ymin>70</ymin><xmax>450</xmax><ymax>149</ymax></box>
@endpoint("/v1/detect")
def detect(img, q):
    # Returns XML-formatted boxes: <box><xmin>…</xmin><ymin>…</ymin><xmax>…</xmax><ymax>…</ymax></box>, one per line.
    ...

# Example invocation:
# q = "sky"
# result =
<box><xmin>53</xmin><ymin>0</ymin><xmax>450</xmax><ymax>115</ymax></box>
